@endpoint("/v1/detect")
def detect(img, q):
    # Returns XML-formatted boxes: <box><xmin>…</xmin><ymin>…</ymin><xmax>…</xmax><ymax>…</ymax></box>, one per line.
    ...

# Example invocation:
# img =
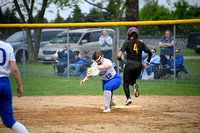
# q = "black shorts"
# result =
<box><xmin>123</xmin><ymin>60</ymin><xmax>142</xmax><ymax>85</ymax></box>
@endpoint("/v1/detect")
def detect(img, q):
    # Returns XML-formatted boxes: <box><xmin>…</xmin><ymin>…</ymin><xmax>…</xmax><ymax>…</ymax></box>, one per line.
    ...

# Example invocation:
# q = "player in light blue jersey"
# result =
<box><xmin>0</xmin><ymin>40</ymin><xmax>29</xmax><ymax>133</ymax></box>
<box><xmin>80</xmin><ymin>51</ymin><xmax>122</xmax><ymax>113</ymax></box>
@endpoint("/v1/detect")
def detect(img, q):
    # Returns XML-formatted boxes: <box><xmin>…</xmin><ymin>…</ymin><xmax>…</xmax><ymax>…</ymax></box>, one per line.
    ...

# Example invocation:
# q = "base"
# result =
<box><xmin>111</xmin><ymin>105</ymin><xmax>142</xmax><ymax>109</ymax></box>
<box><xmin>100</xmin><ymin>105</ymin><xmax>142</xmax><ymax>110</ymax></box>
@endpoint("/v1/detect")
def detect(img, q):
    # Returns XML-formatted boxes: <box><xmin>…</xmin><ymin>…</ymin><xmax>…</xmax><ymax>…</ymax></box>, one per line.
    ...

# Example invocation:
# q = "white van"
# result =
<box><xmin>38</xmin><ymin>28</ymin><xmax>114</xmax><ymax>63</ymax></box>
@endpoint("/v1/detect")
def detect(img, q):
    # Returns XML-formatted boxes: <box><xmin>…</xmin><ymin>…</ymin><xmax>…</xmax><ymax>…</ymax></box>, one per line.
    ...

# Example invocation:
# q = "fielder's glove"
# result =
<box><xmin>87</xmin><ymin>66</ymin><xmax>99</xmax><ymax>78</ymax></box>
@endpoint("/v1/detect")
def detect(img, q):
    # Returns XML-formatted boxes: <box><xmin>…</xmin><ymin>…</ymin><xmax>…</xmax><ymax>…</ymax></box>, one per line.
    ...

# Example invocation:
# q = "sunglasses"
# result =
<box><xmin>175</xmin><ymin>52</ymin><xmax>179</xmax><ymax>53</ymax></box>
<box><xmin>151</xmin><ymin>51</ymin><xmax>155</xmax><ymax>53</ymax></box>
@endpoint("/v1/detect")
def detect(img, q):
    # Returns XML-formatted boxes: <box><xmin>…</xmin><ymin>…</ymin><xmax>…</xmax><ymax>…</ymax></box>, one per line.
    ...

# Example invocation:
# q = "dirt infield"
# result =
<box><xmin>0</xmin><ymin>96</ymin><xmax>200</xmax><ymax>133</ymax></box>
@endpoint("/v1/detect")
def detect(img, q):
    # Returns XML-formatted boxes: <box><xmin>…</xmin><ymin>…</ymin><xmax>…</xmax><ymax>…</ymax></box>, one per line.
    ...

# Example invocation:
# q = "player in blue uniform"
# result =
<box><xmin>0</xmin><ymin>40</ymin><xmax>29</xmax><ymax>133</ymax></box>
<box><xmin>80</xmin><ymin>51</ymin><xmax>122</xmax><ymax>113</ymax></box>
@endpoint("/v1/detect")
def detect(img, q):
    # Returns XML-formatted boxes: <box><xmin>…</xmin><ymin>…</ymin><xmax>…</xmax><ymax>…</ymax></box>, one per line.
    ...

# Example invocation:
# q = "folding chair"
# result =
<box><xmin>166</xmin><ymin>65</ymin><xmax>188</xmax><ymax>79</ymax></box>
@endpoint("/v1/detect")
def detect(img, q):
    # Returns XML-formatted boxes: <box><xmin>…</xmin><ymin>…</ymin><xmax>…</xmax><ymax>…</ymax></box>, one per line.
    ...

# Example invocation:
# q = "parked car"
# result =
<box><xmin>5</xmin><ymin>28</ymin><xmax>66</xmax><ymax>62</ymax></box>
<box><xmin>38</xmin><ymin>28</ymin><xmax>114</xmax><ymax>63</ymax></box>
<box><xmin>187</xmin><ymin>32</ymin><xmax>200</xmax><ymax>54</ymax></box>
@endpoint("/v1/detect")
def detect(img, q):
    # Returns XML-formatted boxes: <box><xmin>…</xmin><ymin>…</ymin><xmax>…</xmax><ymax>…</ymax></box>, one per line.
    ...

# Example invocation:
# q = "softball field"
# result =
<box><xmin>0</xmin><ymin>95</ymin><xmax>200</xmax><ymax>133</ymax></box>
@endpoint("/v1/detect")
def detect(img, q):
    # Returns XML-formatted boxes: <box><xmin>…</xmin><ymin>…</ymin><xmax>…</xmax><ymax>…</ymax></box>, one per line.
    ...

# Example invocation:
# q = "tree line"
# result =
<box><xmin>1</xmin><ymin>0</ymin><xmax>199</xmax><ymax>38</ymax></box>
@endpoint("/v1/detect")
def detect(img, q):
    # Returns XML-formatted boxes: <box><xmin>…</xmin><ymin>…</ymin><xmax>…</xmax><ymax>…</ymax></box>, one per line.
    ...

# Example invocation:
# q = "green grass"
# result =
<box><xmin>10</xmin><ymin>76</ymin><xmax>200</xmax><ymax>96</ymax></box>
<box><xmin>9</xmin><ymin>49</ymin><xmax>200</xmax><ymax>97</ymax></box>
<box><xmin>150</xmin><ymin>47</ymin><xmax>199</xmax><ymax>56</ymax></box>
<box><xmin>180</xmin><ymin>48</ymin><xmax>199</xmax><ymax>56</ymax></box>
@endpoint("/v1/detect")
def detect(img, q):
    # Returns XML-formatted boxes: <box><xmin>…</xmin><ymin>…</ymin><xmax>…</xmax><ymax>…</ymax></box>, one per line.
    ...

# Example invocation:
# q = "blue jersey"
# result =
<box><xmin>93</xmin><ymin>58</ymin><xmax>122</xmax><ymax>91</ymax></box>
<box><xmin>93</xmin><ymin>58</ymin><xmax>116</xmax><ymax>80</ymax></box>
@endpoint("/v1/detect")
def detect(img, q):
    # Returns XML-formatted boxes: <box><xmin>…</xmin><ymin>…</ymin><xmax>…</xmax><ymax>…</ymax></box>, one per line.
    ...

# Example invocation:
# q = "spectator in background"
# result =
<box><xmin>141</xmin><ymin>51</ymin><xmax>148</xmax><ymax>63</ymax></box>
<box><xmin>154</xmin><ymin>49</ymin><xmax>188</xmax><ymax>79</ymax></box>
<box><xmin>99</xmin><ymin>28</ymin><xmax>113</xmax><ymax>60</ymax></box>
<box><xmin>142</xmin><ymin>49</ymin><xmax>161</xmax><ymax>79</ymax></box>
<box><xmin>56</xmin><ymin>44</ymin><xmax>74</xmax><ymax>76</ymax></box>
<box><xmin>146</xmin><ymin>49</ymin><xmax>160</xmax><ymax>75</ymax></box>
<box><xmin>138</xmin><ymin>51</ymin><xmax>148</xmax><ymax>79</ymax></box>
<box><xmin>159</xmin><ymin>30</ymin><xmax>174</xmax><ymax>68</ymax></box>
<box><xmin>63</xmin><ymin>49</ymin><xmax>92</xmax><ymax>77</ymax></box>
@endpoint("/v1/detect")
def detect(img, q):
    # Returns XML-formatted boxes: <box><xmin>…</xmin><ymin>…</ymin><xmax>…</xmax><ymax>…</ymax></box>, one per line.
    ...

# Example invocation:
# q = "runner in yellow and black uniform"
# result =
<box><xmin>117</xmin><ymin>27</ymin><xmax>152</xmax><ymax>106</ymax></box>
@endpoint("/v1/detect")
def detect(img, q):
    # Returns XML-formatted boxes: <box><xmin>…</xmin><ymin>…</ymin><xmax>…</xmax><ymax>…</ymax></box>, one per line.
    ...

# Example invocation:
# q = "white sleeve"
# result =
<box><xmin>9</xmin><ymin>46</ymin><xmax>16</xmax><ymax>61</ymax></box>
<box><xmin>106</xmin><ymin>36</ymin><xmax>113</xmax><ymax>46</ymax></box>
<box><xmin>106</xmin><ymin>59</ymin><xmax>112</xmax><ymax>66</ymax></box>
<box><xmin>99</xmin><ymin>36</ymin><xmax>105</xmax><ymax>46</ymax></box>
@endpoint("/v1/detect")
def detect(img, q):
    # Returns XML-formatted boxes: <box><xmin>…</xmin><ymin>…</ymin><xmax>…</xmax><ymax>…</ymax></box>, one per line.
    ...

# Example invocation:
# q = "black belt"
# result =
<box><xmin>0</xmin><ymin>77</ymin><xmax>8</xmax><ymax>78</ymax></box>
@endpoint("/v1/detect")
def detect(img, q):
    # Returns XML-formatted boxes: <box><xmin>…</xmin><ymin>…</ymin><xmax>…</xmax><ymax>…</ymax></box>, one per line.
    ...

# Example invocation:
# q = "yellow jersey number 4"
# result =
<box><xmin>133</xmin><ymin>43</ymin><xmax>138</xmax><ymax>55</ymax></box>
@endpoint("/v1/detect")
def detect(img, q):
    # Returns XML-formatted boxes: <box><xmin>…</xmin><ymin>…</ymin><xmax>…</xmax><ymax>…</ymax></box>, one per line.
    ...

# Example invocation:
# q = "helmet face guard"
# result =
<box><xmin>126</xmin><ymin>27</ymin><xmax>138</xmax><ymax>40</ymax></box>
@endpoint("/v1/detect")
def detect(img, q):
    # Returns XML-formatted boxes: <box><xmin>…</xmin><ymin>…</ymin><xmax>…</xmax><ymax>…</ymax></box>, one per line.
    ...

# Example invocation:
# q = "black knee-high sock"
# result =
<box><xmin>123</xmin><ymin>83</ymin><xmax>130</xmax><ymax>99</ymax></box>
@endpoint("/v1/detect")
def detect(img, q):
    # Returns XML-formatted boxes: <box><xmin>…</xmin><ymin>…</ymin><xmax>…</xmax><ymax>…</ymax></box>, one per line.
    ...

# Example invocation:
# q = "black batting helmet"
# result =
<box><xmin>126</xmin><ymin>27</ymin><xmax>138</xmax><ymax>40</ymax></box>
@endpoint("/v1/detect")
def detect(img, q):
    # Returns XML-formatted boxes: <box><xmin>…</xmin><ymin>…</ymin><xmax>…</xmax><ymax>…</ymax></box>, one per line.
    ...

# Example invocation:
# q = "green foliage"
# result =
<box><xmin>171</xmin><ymin>0</ymin><xmax>200</xmax><ymax>19</ymax></box>
<box><xmin>53</xmin><ymin>0</ymin><xmax>73</xmax><ymax>8</ymax></box>
<box><xmin>139</xmin><ymin>0</ymin><xmax>200</xmax><ymax>36</ymax></box>
<box><xmin>84</xmin><ymin>8</ymin><xmax>105</xmax><ymax>22</ymax></box>
<box><xmin>176</xmin><ymin>23</ymin><xmax>200</xmax><ymax>35</ymax></box>
<box><xmin>188</xmin><ymin>6</ymin><xmax>200</xmax><ymax>17</ymax></box>
<box><xmin>119</xmin><ymin>26</ymin><xmax>126</xmax><ymax>36</ymax></box>
<box><xmin>72</xmin><ymin>5</ymin><xmax>85</xmax><ymax>22</ymax></box>
<box><xmin>173</xmin><ymin>0</ymin><xmax>190</xmax><ymax>19</ymax></box>
<box><xmin>0</xmin><ymin>8</ymin><xmax>21</xmax><ymax>39</ymax></box>
<box><xmin>1</xmin><ymin>0</ymin><xmax>200</xmax><ymax>37</ymax></box>
<box><xmin>139</xmin><ymin>0</ymin><xmax>173</xmax><ymax>36</ymax></box>
<box><xmin>54</xmin><ymin>11</ymin><xmax>65</xmax><ymax>23</ymax></box>
<box><xmin>65</xmin><ymin>5</ymin><xmax>86</xmax><ymax>23</ymax></box>
<box><xmin>170</xmin><ymin>0</ymin><xmax>200</xmax><ymax>35</ymax></box>
<box><xmin>139</xmin><ymin>0</ymin><xmax>171</xmax><ymax>21</ymax></box>
<box><xmin>64</xmin><ymin>0</ymin><xmax>122</xmax><ymax>23</ymax></box>
<box><xmin>139</xmin><ymin>25</ymin><xmax>161</xmax><ymax>36</ymax></box>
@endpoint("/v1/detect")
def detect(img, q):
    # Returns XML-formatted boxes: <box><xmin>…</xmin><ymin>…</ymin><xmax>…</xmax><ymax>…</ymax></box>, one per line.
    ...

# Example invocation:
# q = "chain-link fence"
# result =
<box><xmin>1</xmin><ymin>20</ymin><xmax>200</xmax><ymax>82</ymax></box>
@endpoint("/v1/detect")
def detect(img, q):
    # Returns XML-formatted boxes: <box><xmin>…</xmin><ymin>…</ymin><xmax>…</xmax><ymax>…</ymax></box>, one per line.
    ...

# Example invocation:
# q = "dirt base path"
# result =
<box><xmin>0</xmin><ymin>96</ymin><xmax>200</xmax><ymax>133</ymax></box>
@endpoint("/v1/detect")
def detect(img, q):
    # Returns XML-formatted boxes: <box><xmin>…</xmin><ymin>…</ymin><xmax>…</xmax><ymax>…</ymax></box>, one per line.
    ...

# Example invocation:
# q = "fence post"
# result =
<box><xmin>116</xmin><ymin>26</ymin><xmax>120</xmax><ymax>73</ymax></box>
<box><xmin>23</xmin><ymin>28</ymin><xmax>26</xmax><ymax>77</ymax></box>
<box><xmin>173</xmin><ymin>25</ymin><xmax>176</xmax><ymax>84</ymax></box>
<box><xmin>67</xmin><ymin>28</ymin><xmax>70</xmax><ymax>79</ymax></box>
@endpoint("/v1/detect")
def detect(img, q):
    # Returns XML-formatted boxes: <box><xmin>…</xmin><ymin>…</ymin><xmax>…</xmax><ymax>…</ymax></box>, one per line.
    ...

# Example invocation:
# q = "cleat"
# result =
<box><xmin>134</xmin><ymin>84</ymin><xmax>140</xmax><ymax>98</ymax></box>
<box><xmin>110</xmin><ymin>100</ymin><xmax>116</xmax><ymax>107</ymax></box>
<box><xmin>103</xmin><ymin>107</ymin><xmax>111</xmax><ymax>113</ymax></box>
<box><xmin>124</xmin><ymin>98</ymin><xmax>132</xmax><ymax>106</ymax></box>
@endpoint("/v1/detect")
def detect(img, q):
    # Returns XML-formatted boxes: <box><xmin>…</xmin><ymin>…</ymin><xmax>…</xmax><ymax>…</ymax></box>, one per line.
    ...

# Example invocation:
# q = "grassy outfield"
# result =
<box><xmin>10</xmin><ymin>57</ymin><xmax>200</xmax><ymax>96</ymax></box>
<box><xmin>10</xmin><ymin>76</ymin><xmax>200</xmax><ymax>96</ymax></box>
<box><xmin>151</xmin><ymin>47</ymin><xmax>199</xmax><ymax>56</ymax></box>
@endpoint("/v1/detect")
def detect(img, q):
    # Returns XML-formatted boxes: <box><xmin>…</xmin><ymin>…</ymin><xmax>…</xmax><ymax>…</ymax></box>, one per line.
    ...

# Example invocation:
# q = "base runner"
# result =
<box><xmin>80</xmin><ymin>51</ymin><xmax>122</xmax><ymax>113</ymax></box>
<box><xmin>117</xmin><ymin>27</ymin><xmax>152</xmax><ymax>106</ymax></box>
